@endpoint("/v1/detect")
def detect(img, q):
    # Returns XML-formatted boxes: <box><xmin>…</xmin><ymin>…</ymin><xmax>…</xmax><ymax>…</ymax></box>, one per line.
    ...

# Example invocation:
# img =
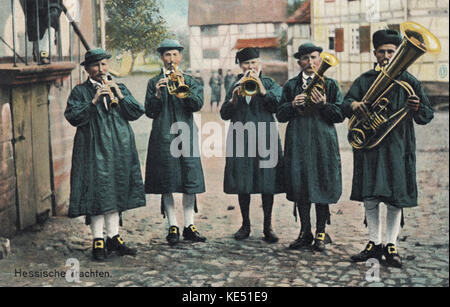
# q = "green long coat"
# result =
<box><xmin>64</xmin><ymin>80</ymin><xmax>146</xmax><ymax>218</ymax></box>
<box><xmin>220</xmin><ymin>75</ymin><xmax>284</xmax><ymax>195</ymax></box>
<box><xmin>342</xmin><ymin>70</ymin><xmax>434</xmax><ymax>208</ymax></box>
<box><xmin>144</xmin><ymin>71</ymin><xmax>205</xmax><ymax>194</ymax></box>
<box><xmin>277</xmin><ymin>74</ymin><xmax>344</xmax><ymax>204</ymax></box>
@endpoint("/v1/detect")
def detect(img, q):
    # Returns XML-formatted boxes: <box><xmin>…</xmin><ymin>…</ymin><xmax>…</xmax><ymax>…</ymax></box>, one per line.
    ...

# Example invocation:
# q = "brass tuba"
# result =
<box><xmin>347</xmin><ymin>22</ymin><xmax>441</xmax><ymax>150</ymax></box>
<box><xmin>164</xmin><ymin>63</ymin><xmax>191</xmax><ymax>99</ymax></box>
<box><xmin>299</xmin><ymin>52</ymin><xmax>339</xmax><ymax>110</ymax></box>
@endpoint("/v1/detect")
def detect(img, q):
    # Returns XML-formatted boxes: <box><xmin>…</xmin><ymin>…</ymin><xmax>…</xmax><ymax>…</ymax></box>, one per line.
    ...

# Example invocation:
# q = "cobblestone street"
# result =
<box><xmin>0</xmin><ymin>75</ymin><xmax>448</xmax><ymax>287</ymax></box>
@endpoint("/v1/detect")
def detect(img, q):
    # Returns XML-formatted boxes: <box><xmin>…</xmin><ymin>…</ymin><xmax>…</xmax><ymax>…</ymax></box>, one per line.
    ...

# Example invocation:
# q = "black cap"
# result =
<box><xmin>294</xmin><ymin>42</ymin><xmax>323</xmax><ymax>59</ymax></box>
<box><xmin>372</xmin><ymin>29</ymin><xmax>402</xmax><ymax>49</ymax></box>
<box><xmin>235</xmin><ymin>48</ymin><xmax>260</xmax><ymax>64</ymax></box>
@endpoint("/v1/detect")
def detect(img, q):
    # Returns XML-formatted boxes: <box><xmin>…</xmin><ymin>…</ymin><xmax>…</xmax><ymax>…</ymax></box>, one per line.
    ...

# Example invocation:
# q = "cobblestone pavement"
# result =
<box><xmin>0</xmin><ymin>75</ymin><xmax>448</xmax><ymax>287</ymax></box>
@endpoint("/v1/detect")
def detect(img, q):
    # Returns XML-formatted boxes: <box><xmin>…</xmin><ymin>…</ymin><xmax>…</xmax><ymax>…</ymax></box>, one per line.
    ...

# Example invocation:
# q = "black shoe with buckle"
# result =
<box><xmin>313</xmin><ymin>232</ymin><xmax>332</xmax><ymax>252</ymax></box>
<box><xmin>106</xmin><ymin>234</ymin><xmax>137</xmax><ymax>256</ymax></box>
<box><xmin>234</xmin><ymin>225</ymin><xmax>251</xmax><ymax>241</ymax></box>
<box><xmin>351</xmin><ymin>241</ymin><xmax>384</xmax><ymax>262</ymax></box>
<box><xmin>289</xmin><ymin>231</ymin><xmax>314</xmax><ymax>250</ymax></box>
<box><xmin>384</xmin><ymin>243</ymin><xmax>402</xmax><ymax>268</ymax></box>
<box><xmin>166</xmin><ymin>226</ymin><xmax>180</xmax><ymax>246</ymax></box>
<box><xmin>183</xmin><ymin>224</ymin><xmax>207</xmax><ymax>242</ymax></box>
<box><xmin>92</xmin><ymin>238</ymin><xmax>107</xmax><ymax>261</ymax></box>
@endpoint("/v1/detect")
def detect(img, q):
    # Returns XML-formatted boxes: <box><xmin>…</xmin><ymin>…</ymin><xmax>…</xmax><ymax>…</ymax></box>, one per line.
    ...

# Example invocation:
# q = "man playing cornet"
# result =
<box><xmin>145</xmin><ymin>39</ymin><xmax>207</xmax><ymax>246</ymax></box>
<box><xmin>277</xmin><ymin>43</ymin><xmax>344</xmax><ymax>252</ymax></box>
<box><xmin>220</xmin><ymin>47</ymin><xmax>284</xmax><ymax>243</ymax></box>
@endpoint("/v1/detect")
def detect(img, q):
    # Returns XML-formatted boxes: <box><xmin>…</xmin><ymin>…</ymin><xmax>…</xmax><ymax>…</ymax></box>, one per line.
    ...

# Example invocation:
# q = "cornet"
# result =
<box><xmin>238</xmin><ymin>67</ymin><xmax>261</xmax><ymax>97</ymax></box>
<box><xmin>164</xmin><ymin>63</ymin><xmax>191</xmax><ymax>99</ymax></box>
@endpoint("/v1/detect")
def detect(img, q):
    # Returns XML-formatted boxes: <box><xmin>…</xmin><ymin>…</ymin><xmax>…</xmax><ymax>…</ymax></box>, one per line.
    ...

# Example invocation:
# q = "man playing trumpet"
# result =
<box><xmin>343</xmin><ymin>29</ymin><xmax>434</xmax><ymax>268</ymax></box>
<box><xmin>144</xmin><ymin>39</ymin><xmax>207</xmax><ymax>246</ymax></box>
<box><xmin>220</xmin><ymin>47</ymin><xmax>284</xmax><ymax>243</ymax></box>
<box><xmin>277</xmin><ymin>43</ymin><xmax>344</xmax><ymax>252</ymax></box>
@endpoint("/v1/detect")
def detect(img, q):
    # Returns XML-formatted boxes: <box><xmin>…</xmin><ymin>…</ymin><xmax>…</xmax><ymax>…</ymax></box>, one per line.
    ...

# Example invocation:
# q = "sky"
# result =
<box><xmin>159</xmin><ymin>0</ymin><xmax>189</xmax><ymax>33</ymax></box>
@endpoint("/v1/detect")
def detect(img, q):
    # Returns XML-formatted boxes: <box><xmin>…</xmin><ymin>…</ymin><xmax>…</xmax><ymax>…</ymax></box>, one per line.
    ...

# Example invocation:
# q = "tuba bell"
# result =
<box><xmin>347</xmin><ymin>21</ymin><xmax>441</xmax><ymax>150</ymax></box>
<box><xmin>299</xmin><ymin>52</ymin><xmax>339</xmax><ymax>110</ymax></box>
<box><xmin>164</xmin><ymin>63</ymin><xmax>191</xmax><ymax>99</ymax></box>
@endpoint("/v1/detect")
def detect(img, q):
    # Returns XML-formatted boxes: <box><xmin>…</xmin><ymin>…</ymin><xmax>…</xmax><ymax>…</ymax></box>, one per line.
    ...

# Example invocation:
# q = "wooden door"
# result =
<box><xmin>11</xmin><ymin>84</ymin><xmax>53</xmax><ymax>230</ymax></box>
<box><xmin>12</xmin><ymin>86</ymin><xmax>36</xmax><ymax>229</ymax></box>
<box><xmin>31</xmin><ymin>84</ymin><xmax>53</xmax><ymax>220</ymax></box>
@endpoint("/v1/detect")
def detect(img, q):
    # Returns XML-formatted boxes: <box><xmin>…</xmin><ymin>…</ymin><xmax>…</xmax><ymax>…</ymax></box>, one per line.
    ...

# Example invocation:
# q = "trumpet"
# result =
<box><xmin>101</xmin><ymin>75</ymin><xmax>119</xmax><ymax>108</ymax></box>
<box><xmin>298</xmin><ymin>52</ymin><xmax>339</xmax><ymax>110</ymax></box>
<box><xmin>164</xmin><ymin>63</ymin><xmax>191</xmax><ymax>99</ymax></box>
<box><xmin>239</xmin><ymin>70</ymin><xmax>260</xmax><ymax>97</ymax></box>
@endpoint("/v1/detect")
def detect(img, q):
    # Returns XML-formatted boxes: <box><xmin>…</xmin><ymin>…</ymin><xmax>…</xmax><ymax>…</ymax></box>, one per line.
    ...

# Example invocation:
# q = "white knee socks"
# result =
<box><xmin>364</xmin><ymin>200</ymin><xmax>382</xmax><ymax>245</ymax></box>
<box><xmin>364</xmin><ymin>199</ymin><xmax>402</xmax><ymax>245</ymax></box>
<box><xmin>105</xmin><ymin>211</ymin><xmax>120</xmax><ymax>238</ymax></box>
<box><xmin>183</xmin><ymin>193</ymin><xmax>196</xmax><ymax>227</ymax></box>
<box><xmin>386</xmin><ymin>205</ymin><xmax>402</xmax><ymax>245</ymax></box>
<box><xmin>90</xmin><ymin>215</ymin><xmax>104</xmax><ymax>239</ymax></box>
<box><xmin>163</xmin><ymin>193</ymin><xmax>178</xmax><ymax>227</ymax></box>
<box><xmin>162</xmin><ymin>193</ymin><xmax>196</xmax><ymax>228</ymax></box>
<box><xmin>90</xmin><ymin>211</ymin><xmax>120</xmax><ymax>239</ymax></box>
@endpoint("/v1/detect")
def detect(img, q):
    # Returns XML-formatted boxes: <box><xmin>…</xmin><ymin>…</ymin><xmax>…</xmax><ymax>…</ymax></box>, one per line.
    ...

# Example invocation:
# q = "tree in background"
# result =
<box><xmin>105</xmin><ymin>0</ymin><xmax>169</xmax><ymax>74</ymax></box>
<box><xmin>286</xmin><ymin>0</ymin><xmax>307</xmax><ymax>17</ymax></box>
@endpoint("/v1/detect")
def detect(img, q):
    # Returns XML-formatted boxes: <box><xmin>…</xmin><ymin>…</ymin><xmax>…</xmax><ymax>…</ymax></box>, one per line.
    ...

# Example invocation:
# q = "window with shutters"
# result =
<box><xmin>335</xmin><ymin>28</ymin><xmax>344</xmax><ymax>52</ymax></box>
<box><xmin>360</xmin><ymin>25</ymin><xmax>371</xmax><ymax>53</ymax></box>
<box><xmin>350</xmin><ymin>25</ymin><xmax>360</xmax><ymax>54</ymax></box>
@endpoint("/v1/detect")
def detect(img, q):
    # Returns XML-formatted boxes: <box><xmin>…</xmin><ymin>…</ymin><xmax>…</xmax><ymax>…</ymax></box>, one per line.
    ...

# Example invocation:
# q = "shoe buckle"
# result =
<box><xmin>169</xmin><ymin>227</ymin><xmax>178</xmax><ymax>234</ymax></box>
<box><xmin>316</xmin><ymin>233</ymin><xmax>325</xmax><ymax>241</ymax></box>
<box><xmin>117</xmin><ymin>236</ymin><xmax>124</xmax><ymax>245</ymax></box>
<box><xmin>388</xmin><ymin>245</ymin><xmax>398</xmax><ymax>254</ymax></box>
<box><xmin>94</xmin><ymin>240</ymin><xmax>104</xmax><ymax>249</ymax></box>
<box><xmin>190</xmin><ymin>225</ymin><xmax>198</xmax><ymax>233</ymax></box>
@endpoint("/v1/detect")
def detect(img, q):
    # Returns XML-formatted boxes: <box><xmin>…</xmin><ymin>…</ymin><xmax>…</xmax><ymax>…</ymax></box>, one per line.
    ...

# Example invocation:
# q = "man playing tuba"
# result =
<box><xmin>343</xmin><ymin>29</ymin><xmax>434</xmax><ymax>268</ymax></box>
<box><xmin>277</xmin><ymin>43</ymin><xmax>344</xmax><ymax>252</ymax></box>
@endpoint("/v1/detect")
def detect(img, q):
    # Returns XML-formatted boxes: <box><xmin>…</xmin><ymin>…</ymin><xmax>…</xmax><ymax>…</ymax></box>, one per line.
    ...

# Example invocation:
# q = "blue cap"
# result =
<box><xmin>157</xmin><ymin>39</ymin><xmax>184</xmax><ymax>54</ymax></box>
<box><xmin>81</xmin><ymin>48</ymin><xmax>112</xmax><ymax>66</ymax></box>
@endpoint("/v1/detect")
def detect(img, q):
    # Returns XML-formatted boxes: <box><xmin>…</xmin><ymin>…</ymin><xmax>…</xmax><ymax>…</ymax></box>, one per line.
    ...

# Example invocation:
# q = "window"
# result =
<box><xmin>350</xmin><ymin>25</ymin><xmax>360</xmax><ymax>54</ymax></box>
<box><xmin>203</xmin><ymin>49</ymin><xmax>220</xmax><ymax>59</ymax></box>
<box><xmin>359</xmin><ymin>26</ymin><xmax>371</xmax><ymax>53</ymax></box>
<box><xmin>328</xmin><ymin>28</ymin><xmax>335</xmax><ymax>50</ymax></box>
<box><xmin>201</xmin><ymin>25</ymin><xmax>218</xmax><ymax>37</ymax></box>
